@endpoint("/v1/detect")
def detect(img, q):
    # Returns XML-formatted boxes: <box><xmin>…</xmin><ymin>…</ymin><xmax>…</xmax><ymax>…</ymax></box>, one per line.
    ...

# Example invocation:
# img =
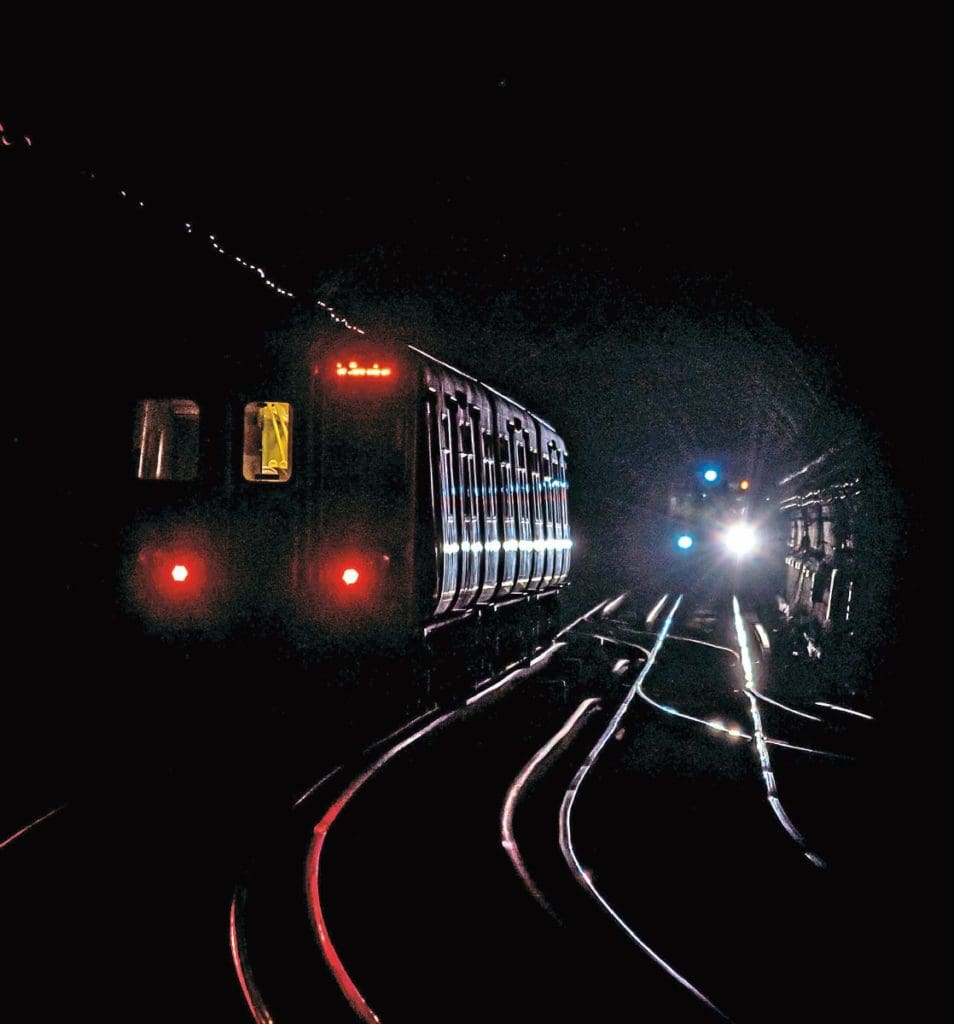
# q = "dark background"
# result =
<box><xmin>1</xmin><ymin>56</ymin><xmax>930</xmax><ymax>1021</ymax></box>
<box><xmin>6</xmin><ymin>62</ymin><xmax>914</xmax><ymax>431</ymax></box>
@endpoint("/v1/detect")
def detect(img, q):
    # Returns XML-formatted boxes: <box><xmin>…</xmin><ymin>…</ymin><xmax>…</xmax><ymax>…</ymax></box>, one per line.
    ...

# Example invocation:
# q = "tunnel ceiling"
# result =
<box><xmin>9</xmin><ymin>71</ymin><xmax>903</xmax><ymax>505</ymax></box>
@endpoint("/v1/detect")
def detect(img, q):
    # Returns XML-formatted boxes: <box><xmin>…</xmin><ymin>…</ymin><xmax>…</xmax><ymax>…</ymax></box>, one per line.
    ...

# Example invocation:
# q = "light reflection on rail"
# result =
<box><xmin>733</xmin><ymin>596</ymin><xmax>826</xmax><ymax>869</ymax></box>
<box><xmin>559</xmin><ymin>597</ymin><xmax>729</xmax><ymax>1019</ymax></box>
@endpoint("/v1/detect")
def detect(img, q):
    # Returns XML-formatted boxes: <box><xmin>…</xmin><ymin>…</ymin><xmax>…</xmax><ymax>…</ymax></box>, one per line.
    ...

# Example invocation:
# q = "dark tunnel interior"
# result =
<box><xmin>2</xmin><ymin>69</ymin><xmax>924</xmax><ymax>1022</ymax></box>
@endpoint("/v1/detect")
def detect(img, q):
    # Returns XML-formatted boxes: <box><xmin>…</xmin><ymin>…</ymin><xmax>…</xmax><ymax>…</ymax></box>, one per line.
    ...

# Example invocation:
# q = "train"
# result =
<box><xmin>665</xmin><ymin>465</ymin><xmax>762</xmax><ymax>559</ymax></box>
<box><xmin>120</xmin><ymin>321</ymin><xmax>572</xmax><ymax>689</ymax></box>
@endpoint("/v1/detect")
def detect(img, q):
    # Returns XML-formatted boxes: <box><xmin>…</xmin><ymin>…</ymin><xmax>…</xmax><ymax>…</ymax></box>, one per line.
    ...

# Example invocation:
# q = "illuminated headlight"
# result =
<box><xmin>724</xmin><ymin>523</ymin><xmax>757</xmax><ymax>556</ymax></box>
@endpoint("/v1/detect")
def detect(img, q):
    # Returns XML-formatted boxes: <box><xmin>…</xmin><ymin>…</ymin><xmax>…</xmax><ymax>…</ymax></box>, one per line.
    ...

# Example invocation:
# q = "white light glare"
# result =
<box><xmin>724</xmin><ymin>523</ymin><xmax>757</xmax><ymax>556</ymax></box>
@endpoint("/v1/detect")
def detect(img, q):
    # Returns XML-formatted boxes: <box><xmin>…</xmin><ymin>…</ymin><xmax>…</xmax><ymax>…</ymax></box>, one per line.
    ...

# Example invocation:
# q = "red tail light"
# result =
<box><xmin>313</xmin><ymin>549</ymin><xmax>391</xmax><ymax>610</ymax></box>
<box><xmin>133</xmin><ymin>540</ymin><xmax>213</xmax><ymax>617</ymax></box>
<box><xmin>150</xmin><ymin>549</ymin><xmax>208</xmax><ymax>600</ymax></box>
<box><xmin>307</xmin><ymin>546</ymin><xmax>400</xmax><ymax>632</ymax></box>
<box><xmin>321</xmin><ymin>552</ymin><xmax>375</xmax><ymax>600</ymax></box>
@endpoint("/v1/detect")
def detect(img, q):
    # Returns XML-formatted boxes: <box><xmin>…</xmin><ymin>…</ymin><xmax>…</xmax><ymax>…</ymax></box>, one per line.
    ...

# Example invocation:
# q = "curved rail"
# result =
<box><xmin>558</xmin><ymin>596</ymin><xmax>728</xmax><ymax>1018</ymax></box>
<box><xmin>303</xmin><ymin>594</ymin><xmax>617</xmax><ymax>1023</ymax></box>
<box><xmin>0</xmin><ymin>804</ymin><xmax>66</xmax><ymax>850</ymax></box>
<box><xmin>500</xmin><ymin>697</ymin><xmax>602</xmax><ymax>916</ymax></box>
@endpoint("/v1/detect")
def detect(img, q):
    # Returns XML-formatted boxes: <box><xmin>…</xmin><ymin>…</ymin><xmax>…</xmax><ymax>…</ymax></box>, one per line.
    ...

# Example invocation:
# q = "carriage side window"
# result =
<box><xmin>134</xmin><ymin>399</ymin><xmax>200</xmax><ymax>481</ymax></box>
<box><xmin>512</xmin><ymin>430</ymin><xmax>532</xmax><ymax>540</ymax></box>
<box><xmin>529</xmin><ymin>447</ymin><xmax>543</xmax><ymax>527</ymax></box>
<box><xmin>499</xmin><ymin>434</ymin><xmax>514</xmax><ymax>522</ymax></box>
<box><xmin>482</xmin><ymin>431</ymin><xmax>497</xmax><ymax>520</ymax></box>
<box><xmin>441</xmin><ymin>408</ymin><xmax>456</xmax><ymax>529</ymax></box>
<box><xmin>542</xmin><ymin>453</ymin><xmax>554</xmax><ymax>530</ymax></box>
<box><xmin>459</xmin><ymin>412</ymin><xmax>477</xmax><ymax>508</ymax></box>
<box><xmin>556</xmin><ymin>453</ymin><xmax>569</xmax><ymax>533</ymax></box>
<box><xmin>243</xmin><ymin>401</ymin><xmax>293</xmax><ymax>483</ymax></box>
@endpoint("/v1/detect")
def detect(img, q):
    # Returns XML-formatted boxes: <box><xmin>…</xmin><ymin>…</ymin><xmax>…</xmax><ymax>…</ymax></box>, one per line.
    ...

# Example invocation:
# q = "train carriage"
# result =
<box><xmin>123</xmin><ymin>326</ymin><xmax>571</xmax><ymax>683</ymax></box>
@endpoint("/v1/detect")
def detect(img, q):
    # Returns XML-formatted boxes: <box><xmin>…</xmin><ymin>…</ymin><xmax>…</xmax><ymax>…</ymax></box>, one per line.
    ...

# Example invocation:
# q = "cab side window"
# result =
<box><xmin>243</xmin><ymin>401</ymin><xmax>293</xmax><ymax>483</ymax></box>
<box><xmin>134</xmin><ymin>399</ymin><xmax>200</xmax><ymax>481</ymax></box>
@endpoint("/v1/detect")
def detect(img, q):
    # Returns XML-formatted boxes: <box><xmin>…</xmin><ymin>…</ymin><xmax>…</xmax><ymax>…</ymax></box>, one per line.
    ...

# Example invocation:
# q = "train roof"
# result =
<box><xmin>406</xmin><ymin>343</ymin><xmax>559</xmax><ymax>435</ymax></box>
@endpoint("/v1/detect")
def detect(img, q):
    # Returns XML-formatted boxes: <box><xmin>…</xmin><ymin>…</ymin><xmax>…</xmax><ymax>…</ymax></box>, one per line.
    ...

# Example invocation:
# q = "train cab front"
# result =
<box><xmin>119</xmin><ymin>335</ymin><xmax>419</xmax><ymax>673</ymax></box>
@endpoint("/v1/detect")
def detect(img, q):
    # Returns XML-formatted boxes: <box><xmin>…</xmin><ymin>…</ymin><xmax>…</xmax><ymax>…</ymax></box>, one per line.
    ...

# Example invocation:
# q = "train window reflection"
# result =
<box><xmin>134</xmin><ymin>399</ymin><xmax>200</xmax><ymax>481</ymax></box>
<box><xmin>483</xmin><ymin>432</ymin><xmax>497</xmax><ymax>519</ymax></box>
<box><xmin>243</xmin><ymin>401</ymin><xmax>293</xmax><ymax>483</ymax></box>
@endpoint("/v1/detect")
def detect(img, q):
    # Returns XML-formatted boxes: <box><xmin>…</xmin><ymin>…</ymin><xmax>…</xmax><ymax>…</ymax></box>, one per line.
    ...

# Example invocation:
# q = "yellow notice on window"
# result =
<box><xmin>243</xmin><ymin>401</ymin><xmax>292</xmax><ymax>483</ymax></box>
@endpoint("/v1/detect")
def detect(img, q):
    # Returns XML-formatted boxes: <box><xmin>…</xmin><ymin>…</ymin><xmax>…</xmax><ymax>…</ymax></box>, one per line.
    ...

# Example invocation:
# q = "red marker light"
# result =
<box><xmin>133</xmin><ymin>543</ymin><xmax>212</xmax><ymax>619</ymax></box>
<box><xmin>311</xmin><ymin>550</ymin><xmax>389</xmax><ymax>620</ymax></box>
<box><xmin>740</xmin><ymin>479</ymin><xmax>750</xmax><ymax>491</ymax></box>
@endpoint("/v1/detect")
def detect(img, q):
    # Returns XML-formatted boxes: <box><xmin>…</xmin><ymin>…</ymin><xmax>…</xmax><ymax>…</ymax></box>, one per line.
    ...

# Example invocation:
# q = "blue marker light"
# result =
<box><xmin>677</xmin><ymin>534</ymin><xmax>694</xmax><ymax>550</ymax></box>
<box><xmin>703</xmin><ymin>468</ymin><xmax>718</xmax><ymax>483</ymax></box>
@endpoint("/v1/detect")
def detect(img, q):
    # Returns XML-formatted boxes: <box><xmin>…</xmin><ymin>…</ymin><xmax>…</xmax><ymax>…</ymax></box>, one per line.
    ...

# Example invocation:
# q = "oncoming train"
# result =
<box><xmin>665</xmin><ymin>467</ymin><xmax>761</xmax><ymax>559</ymax></box>
<box><xmin>121</xmin><ymin>326</ymin><xmax>572</xmax><ymax>685</ymax></box>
